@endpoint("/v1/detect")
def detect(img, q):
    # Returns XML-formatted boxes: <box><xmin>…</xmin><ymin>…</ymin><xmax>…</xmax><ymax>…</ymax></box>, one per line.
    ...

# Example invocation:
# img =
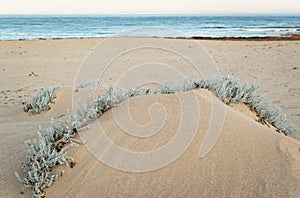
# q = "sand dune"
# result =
<box><xmin>0</xmin><ymin>38</ymin><xmax>299</xmax><ymax>197</ymax></box>
<box><xmin>43</xmin><ymin>89</ymin><xmax>300</xmax><ymax>197</ymax></box>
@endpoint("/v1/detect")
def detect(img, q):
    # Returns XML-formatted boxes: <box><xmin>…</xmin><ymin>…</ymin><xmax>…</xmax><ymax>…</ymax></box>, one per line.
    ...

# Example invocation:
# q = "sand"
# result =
<box><xmin>0</xmin><ymin>38</ymin><xmax>299</xmax><ymax>197</ymax></box>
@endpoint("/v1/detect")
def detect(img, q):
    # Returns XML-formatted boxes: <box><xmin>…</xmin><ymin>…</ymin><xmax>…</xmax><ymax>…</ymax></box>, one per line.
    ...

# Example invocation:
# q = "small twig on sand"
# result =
<box><xmin>29</xmin><ymin>71</ymin><xmax>38</xmax><ymax>76</ymax></box>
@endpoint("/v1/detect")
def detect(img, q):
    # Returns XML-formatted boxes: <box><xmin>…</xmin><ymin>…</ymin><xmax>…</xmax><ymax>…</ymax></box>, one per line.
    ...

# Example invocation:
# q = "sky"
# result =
<box><xmin>1</xmin><ymin>0</ymin><xmax>300</xmax><ymax>14</ymax></box>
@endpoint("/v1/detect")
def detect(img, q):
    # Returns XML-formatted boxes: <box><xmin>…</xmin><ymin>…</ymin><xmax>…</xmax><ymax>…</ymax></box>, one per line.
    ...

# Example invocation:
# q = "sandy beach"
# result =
<box><xmin>0</xmin><ymin>38</ymin><xmax>299</xmax><ymax>197</ymax></box>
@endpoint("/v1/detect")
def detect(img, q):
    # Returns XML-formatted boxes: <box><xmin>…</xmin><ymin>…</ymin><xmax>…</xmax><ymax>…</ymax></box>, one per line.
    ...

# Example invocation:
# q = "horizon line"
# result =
<box><xmin>0</xmin><ymin>12</ymin><xmax>300</xmax><ymax>15</ymax></box>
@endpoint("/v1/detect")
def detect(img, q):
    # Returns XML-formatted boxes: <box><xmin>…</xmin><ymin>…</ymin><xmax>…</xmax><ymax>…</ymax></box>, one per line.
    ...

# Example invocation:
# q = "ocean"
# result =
<box><xmin>0</xmin><ymin>14</ymin><xmax>299</xmax><ymax>40</ymax></box>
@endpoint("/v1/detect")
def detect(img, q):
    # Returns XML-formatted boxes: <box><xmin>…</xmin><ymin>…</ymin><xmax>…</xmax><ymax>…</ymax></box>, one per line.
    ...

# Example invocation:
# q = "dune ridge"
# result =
<box><xmin>43</xmin><ymin>88</ymin><xmax>300</xmax><ymax>197</ymax></box>
<box><xmin>15</xmin><ymin>76</ymin><xmax>300</xmax><ymax>197</ymax></box>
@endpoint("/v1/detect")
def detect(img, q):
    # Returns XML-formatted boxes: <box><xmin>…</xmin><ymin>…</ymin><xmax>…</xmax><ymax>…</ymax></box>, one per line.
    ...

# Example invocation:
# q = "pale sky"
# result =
<box><xmin>1</xmin><ymin>0</ymin><xmax>300</xmax><ymax>14</ymax></box>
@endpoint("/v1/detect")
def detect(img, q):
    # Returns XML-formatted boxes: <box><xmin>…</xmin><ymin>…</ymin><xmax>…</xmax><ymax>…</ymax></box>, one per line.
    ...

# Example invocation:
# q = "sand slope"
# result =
<box><xmin>43</xmin><ymin>89</ymin><xmax>300</xmax><ymax>197</ymax></box>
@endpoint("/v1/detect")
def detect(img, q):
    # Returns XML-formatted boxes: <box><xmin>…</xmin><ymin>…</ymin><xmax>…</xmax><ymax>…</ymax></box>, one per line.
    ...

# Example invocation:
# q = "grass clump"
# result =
<box><xmin>15</xmin><ymin>116</ymin><xmax>80</xmax><ymax>197</ymax></box>
<box><xmin>16</xmin><ymin>86</ymin><xmax>140</xmax><ymax>197</ymax></box>
<box><xmin>193</xmin><ymin>76</ymin><xmax>298</xmax><ymax>136</ymax></box>
<box><xmin>23</xmin><ymin>87</ymin><xmax>60</xmax><ymax>114</ymax></box>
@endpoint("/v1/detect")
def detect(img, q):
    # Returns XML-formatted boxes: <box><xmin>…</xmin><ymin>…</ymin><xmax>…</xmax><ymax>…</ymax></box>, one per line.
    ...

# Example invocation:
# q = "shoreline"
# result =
<box><xmin>1</xmin><ymin>34</ymin><xmax>300</xmax><ymax>42</ymax></box>
<box><xmin>190</xmin><ymin>33</ymin><xmax>300</xmax><ymax>40</ymax></box>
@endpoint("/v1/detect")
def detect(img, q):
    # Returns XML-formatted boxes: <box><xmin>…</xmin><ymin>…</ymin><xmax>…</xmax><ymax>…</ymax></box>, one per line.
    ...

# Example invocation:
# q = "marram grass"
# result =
<box><xmin>16</xmin><ymin>76</ymin><xmax>299</xmax><ymax>197</ymax></box>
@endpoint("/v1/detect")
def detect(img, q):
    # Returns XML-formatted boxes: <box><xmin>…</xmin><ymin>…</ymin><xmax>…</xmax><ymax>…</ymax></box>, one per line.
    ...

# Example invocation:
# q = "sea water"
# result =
<box><xmin>0</xmin><ymin>14</ymin><xmax>299</xmax><ymax>40</ymax></box>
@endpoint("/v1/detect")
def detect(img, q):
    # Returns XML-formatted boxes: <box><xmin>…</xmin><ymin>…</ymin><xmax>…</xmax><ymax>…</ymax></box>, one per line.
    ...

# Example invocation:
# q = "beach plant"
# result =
<box><xmin>16</xmin><ymin>77</ymin><xmax>299</xmax><ymax>197</ymax></box>
<box><xmin>15</xmin><ymin>115</ymin><xmax>80</xmax><ymax>197</ymax></box>
<box><xmin>23</xmin><ymin>86</ymin><xmax>60</xmax><ymax>114</ymax></box>
<box><xmin>194</xmin><ymin>76</ymin><xmax>264</xmax><ymax>105</ymax></box>
<box><xmin>15</xmin><ymin>85</ymin><xmax>140</xmax><ymax>197</ymax></box>
<box><xmin>74</xmin><ymin>85</ymin><xmax>140</xmax><ymax>129</ymax></box>
<box><xmin>161</xmin><ymin>83</ymin><xmax>176</xmax><ymax>94</ymax></box>
<box><xmin>193</xmin><ymin>75</ymin><xmax>298</xmax><ymax>136</ymax></box>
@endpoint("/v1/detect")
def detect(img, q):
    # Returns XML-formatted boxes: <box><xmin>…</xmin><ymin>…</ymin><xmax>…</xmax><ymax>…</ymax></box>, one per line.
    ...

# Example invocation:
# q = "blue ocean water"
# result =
<box><xmin>0</xmin><ymin>14</ymin><xmax>300</xmax><ymax>40</ymax></box>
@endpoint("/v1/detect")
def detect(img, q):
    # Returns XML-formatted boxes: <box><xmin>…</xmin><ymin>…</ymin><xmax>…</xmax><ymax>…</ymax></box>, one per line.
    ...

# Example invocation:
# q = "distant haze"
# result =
<box><xmin>1</xmin><ymin>0</ymin><xmax>300</xmax><ymax>14</ymax></box>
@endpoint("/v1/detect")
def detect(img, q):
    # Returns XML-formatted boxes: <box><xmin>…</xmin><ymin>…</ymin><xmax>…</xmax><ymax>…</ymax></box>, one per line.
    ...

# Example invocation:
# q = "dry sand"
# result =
<box><xmin>0</xmin><ymin>38</ymin><xmax>299</xmax><ymax>197</ymax></box>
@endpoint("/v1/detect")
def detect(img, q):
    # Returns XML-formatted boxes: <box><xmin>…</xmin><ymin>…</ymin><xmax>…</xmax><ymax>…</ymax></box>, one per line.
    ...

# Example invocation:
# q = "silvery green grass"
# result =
<box><xmin>23</xmin><ymin>86</ymin><xmax>60</xmax><ymax>114</ymax></box>
<box><xmin>17</xmin><ymin>76</ymin><xmax>299</xmax><ymax>197</ymax></box>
